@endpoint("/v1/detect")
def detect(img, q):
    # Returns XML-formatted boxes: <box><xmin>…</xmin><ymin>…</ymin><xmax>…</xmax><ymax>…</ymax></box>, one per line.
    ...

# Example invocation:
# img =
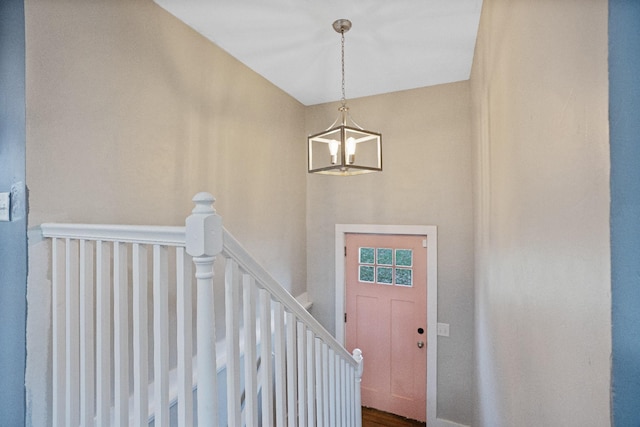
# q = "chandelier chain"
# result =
<box><xmin>341</xmin><ymin>29</ymin><xmax>346</xmax><ymax>108</ymax></box>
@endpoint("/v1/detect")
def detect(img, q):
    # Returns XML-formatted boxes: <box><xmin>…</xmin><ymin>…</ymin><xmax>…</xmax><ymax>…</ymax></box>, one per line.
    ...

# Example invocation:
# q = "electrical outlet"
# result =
<box><xmin>437</xmin><ymin>322</ymin><xmax>450</xmax><ymax>337</ymax></box>
<box><xmin>0</xmin><ymin>192</ymin><xmax>10</xmax><ymax>221</ymax></box>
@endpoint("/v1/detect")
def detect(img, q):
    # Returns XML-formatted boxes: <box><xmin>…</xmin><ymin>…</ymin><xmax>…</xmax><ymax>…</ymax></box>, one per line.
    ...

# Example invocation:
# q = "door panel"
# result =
<box><xmin>391</xmin><ymin>299</ymin><xmax>415</xmax><ymax>399</ymax></box>
<box><xmin>355</xmin><ymin>294</ymin><xmax>386</xmax><ymax>393</ymax></box>
<box><xmin>345</xmin><ymin>233</ymin><xmax>427</xmax><ymax>422</ymax></box>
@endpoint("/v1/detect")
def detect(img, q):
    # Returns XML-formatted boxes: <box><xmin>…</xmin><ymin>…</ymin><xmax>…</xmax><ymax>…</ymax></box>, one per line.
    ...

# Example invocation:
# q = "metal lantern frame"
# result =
<box><xmin>308</xmin><ymin>110</ymin><xmax>382</xmax><ymax>175</ymax></box>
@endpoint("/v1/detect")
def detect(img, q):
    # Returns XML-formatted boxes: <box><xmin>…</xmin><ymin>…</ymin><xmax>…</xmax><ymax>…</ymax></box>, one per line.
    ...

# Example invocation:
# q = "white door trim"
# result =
<box><xmin>335</xmin><ymin>224</ymin><xmax>438</xmax><ymax>426</ymax></box>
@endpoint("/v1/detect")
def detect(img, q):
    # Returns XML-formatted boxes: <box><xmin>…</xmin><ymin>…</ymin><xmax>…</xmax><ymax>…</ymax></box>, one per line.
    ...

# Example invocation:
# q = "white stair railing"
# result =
<box><xmin>41</xmin><ymin>192</ymin><xmax>363</xmax><ymax>426</ymax></box>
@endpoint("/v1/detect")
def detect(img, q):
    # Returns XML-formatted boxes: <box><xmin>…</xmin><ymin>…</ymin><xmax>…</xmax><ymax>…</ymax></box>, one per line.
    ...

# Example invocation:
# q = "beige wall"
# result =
<box><xmin>25</xmin><ymin>0</ymin><xmax>306</xmax><ymax>291</ymax></box>
<box><xmin>471</xmin><ymin>1</ymin><xmax>611</xmax><ymax>426</ymax></box>
<box><xmin>306</xmin><ymin>82</ymin><xmax>475</xmax><ymax>425</ymax></box>
<box><xmin>24</xmin><ymin>1</ymin><xmax>306</xmax><ymax>424</ymax></box>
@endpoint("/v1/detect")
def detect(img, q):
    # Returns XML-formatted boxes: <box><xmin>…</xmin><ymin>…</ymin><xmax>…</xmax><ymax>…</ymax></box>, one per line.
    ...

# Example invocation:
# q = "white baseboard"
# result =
<box><xmin>435</xmin><ymin>417</ymin><xmax>470</xmax><ymax>427</ymax></box>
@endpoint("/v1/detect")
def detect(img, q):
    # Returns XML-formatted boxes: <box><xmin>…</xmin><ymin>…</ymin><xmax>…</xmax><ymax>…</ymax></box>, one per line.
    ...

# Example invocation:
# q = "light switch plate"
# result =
<box><xmin>437</xmin><ymin>322</ymin><xmax>450</xmax><ymax>337</ymax></box>
<box><xmin>0</xmin><ymin>192</ymin><xmax>10</xmax><ymax>221</ymax></box>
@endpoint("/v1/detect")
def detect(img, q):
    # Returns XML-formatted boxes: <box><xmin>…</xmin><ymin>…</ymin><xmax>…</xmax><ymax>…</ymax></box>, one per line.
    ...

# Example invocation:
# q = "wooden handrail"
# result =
<box><xmin>41</xmin><ymin>223</ymin><xmax>186</xmax><ymax>246</ymax></box>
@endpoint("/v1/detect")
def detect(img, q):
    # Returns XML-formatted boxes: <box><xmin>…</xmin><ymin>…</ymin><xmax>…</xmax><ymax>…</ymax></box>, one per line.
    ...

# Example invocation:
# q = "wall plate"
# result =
<box><xmin>0</xmin><ymin>192</ymin><xmax>10</xmax><ymax>221</ymax></box>
<box><xmin>437</xmin><ymin>322</ymin><xmax>450</xmax><ymax>337</ymax></box>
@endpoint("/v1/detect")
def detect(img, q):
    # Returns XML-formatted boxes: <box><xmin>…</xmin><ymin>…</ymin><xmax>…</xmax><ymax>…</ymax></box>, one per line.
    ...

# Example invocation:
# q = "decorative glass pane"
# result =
<box><xmin>359</xmin><ymin>265</ymin><xmax>375</xmax><ymax>283</ymax></box>
<box><xmin>377</xmin><ymin>248</ymin><xmax>393</xmax><ymax>266</ymax></box>
<box><xmin>395</xmin><ymin>249</ymin><xmax>413</xmax><ymax>267</ymax></box>
<box><xmin>359</xmin><ymin>247</ymin><xmax>375</xmax><ymax>264</ymax></box>
<box><xmin>377</xmin><ymin>267</ymin><xmax>393</xmax><ymax>284</ymax></box>
<box><xmin>395</xmin><ymin>268</ymin><xmax>413</xmax><ymax>286</ymax></box>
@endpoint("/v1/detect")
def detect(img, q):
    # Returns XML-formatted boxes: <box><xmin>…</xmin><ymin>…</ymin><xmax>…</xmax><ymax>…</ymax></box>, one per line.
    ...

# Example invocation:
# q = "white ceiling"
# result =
<box><xmin>154</xmin><ymin>0</ymin><xmax>483</xmax><ymax>106</ymax></box>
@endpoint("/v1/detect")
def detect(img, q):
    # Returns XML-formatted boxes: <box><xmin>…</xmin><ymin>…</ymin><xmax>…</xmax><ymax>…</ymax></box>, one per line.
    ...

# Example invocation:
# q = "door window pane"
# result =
<box><xmin>359</xmin><ymin>265</ymin><xmax>375</xmax><ymax>283</ymax></box>
<box><xmin>395</xmin><ymin>268</ymin><xmax>413</xmax><ymax>286</ymax></box>
<box><xmin>359</xmin><ymin>247</ymin><xmax>375</xmax><ymax>264</ymax></box>
<box><xmin>395</xmin><ymin>249</ymin><xmax>413</xmax><ymax>267</ymax></box>
<box><xmin>377</xmin><ymin>248</ymin><xmax>393</xmax><ymax>265</ymax></box>
<box><xmin>377</xmin><ymin>267</ymin><xmax>393</xmax><ymax>284</ymax></box>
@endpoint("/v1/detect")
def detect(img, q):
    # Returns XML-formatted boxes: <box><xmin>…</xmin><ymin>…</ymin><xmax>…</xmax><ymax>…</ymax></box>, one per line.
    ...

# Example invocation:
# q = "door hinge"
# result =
<box><xmin>344</xmin><ymin>246</ymin><xmax>347</xmax><ymax>257</ymax></box>
<box><xmin>344</xmin><ymin>313</ymin><xmax>347</xmax><ymax>323</ymax></box>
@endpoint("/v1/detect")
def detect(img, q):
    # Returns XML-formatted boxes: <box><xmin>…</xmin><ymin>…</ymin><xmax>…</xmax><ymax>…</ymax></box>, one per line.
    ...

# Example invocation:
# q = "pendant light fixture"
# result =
<box><xmin>308</xmin><ymin>19</ymin><xmax>382</xmax><ymax>175</ymax></box>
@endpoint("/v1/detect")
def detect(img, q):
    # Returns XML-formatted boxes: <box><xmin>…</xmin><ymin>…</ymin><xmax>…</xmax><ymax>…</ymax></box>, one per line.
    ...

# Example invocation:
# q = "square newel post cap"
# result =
<box><xmin>185</xmin><ymin>192</ymin><xmax>223</xmax><ymax>257</ymax></box>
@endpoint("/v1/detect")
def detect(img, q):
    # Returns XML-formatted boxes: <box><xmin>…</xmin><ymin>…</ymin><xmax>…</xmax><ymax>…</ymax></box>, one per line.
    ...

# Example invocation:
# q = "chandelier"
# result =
<box><xmin>308</xmin><ymin>19</ymin><xmax>382</xmax><ymax>175</ymax></box>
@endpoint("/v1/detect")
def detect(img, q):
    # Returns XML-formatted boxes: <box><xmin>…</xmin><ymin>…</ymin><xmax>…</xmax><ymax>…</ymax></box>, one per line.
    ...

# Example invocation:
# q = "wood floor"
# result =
<box><xmin>362</xmin><ymin>407</ymin><xmax>426</xmax><ymax>427</ymax></box>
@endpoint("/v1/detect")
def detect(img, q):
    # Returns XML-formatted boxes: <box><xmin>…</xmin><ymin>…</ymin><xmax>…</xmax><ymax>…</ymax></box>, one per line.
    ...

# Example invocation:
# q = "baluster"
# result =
<box><xmin>259</xmin><ymin>289</ymin><xmax>274</xmax><ymax>426</ymax></box>
<box><xmin>273</xmin><ymin>302</ymin><xmax>287</xmax><ymax>426</ymax></box>
<box><xmin>114</xmin><ymin>242</ymin><xmax>129</xmax><ymax>425</ymax></box>
<box><xmin>65</xmin><ymin>239</ymin><xmax>80</xmax><ymax>427</ymax></box>
<box><xmin>344</xmin><ymin>361</ymin><xmax>353</xmax><ymax>426</ymax></box>
<box><xmin>153</xmin><ymin>244</ymin><xmax>170</xmax><ymax>427</ymax></box>
<box><xmin>177</xmin><ymin>247</ymin><xmax>194</xmax><ymax>427</ymax></box>
<box><xmin>348</xmin><ymin>364</ymin><xmax>355</xmax><ymax>426</ymax></box>
<box><xmin>297</xmin><ymin>321</ymin><xmax>307</xmax><ymax>425</ymax></box>
<box><xmin>79</xmin><ymin>240</ymin><xmax>95</xmax><ymax>427</ymax></box>
<box><xmin>322</xmin><ymin>342</ymin><xmax>330</xmax><ymax>427</ymax></box>
<box><xmin>344</xmin><ymin>357</ymin><xmax>349</xmax><ymax>426</ymax></box>
<box><xmin>315</xmin><ymin>337</ymin><xmax>324</xmax><ymax>427</ymax></box>
<box><xmin>132</xmin><ymin>244</ymin><xmax>149</xmax><ymax>426</ymax></box>
<box><xmin>352</xmin><ymin>349</ymin><xmax>364</xmax><ymax>427</ymax></box>
<box><xmin>243</xmin><ymin>273</ymin><xmax>259</xmax><ymax>426</ymax></box>
<box><xmin>96</xmin><ymin>240</ymin><xmax>111</xmax><ymax>427</ymax></box>
<box><xmin>327</xmin><ymin>347</ymin><xmax>336</xmax><ymax>427</ymax></box>
<box><xmin>340</xmin><ymin>357</ymin><xmax>346</xmax><ymax>426</ymax></box>
<box><xmin>225</xmin><ymin>259</ymin><xmax>242</xmax><ymax>426</ymax></box>
<box><xmin>336</xmin><ymin>359</ymin><xmax>342</xmax><ymax>426</ymax></box>
<box><xmin>306</xmin><ymin>330</ymin><xmax>315</xmax><ymax>427</ymax></box>
<box><xmin>186</xmin><ymin>192</ymin><xmax>223</xmax><ymax>427</ymax></box>
<box><xmin>285</xmin><ymin>311</ymin><xmax>297</xmax><ymax>427</ymax></box>
<box><xmin>51</xmin><ymin>238</ymin><xmax>65</xmax><ymax>427</ymax></box>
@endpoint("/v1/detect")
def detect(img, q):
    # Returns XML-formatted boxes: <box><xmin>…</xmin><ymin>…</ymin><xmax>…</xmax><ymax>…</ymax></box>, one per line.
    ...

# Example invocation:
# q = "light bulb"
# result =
<box><xmin>346</xmin><ymin>137</ymin><xmax>356</xmax><ymax>164</ymax></box>
<box><xmin>329</xmin><ymin>140</ymin><xmax>340</xmax><ymax>165</ymax></box>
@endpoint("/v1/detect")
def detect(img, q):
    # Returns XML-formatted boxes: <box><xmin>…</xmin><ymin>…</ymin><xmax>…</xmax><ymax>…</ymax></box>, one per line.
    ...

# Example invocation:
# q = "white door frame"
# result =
<box><xmin>335</xmin><ymin>224</ymin><xmax>438</xmax><ymax>426</ymax></box>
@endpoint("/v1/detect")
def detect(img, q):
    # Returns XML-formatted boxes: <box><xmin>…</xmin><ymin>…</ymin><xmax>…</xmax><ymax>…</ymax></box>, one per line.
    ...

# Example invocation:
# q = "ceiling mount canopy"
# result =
<box><xmin>308</xmin><ymin>19</ymin><xmax>382</xmax><ymax>176</ymax></box>
<box><xmin>332</xmin><ymin>18</ymin><xmax>352</xmax><ymax>33</ymax></box>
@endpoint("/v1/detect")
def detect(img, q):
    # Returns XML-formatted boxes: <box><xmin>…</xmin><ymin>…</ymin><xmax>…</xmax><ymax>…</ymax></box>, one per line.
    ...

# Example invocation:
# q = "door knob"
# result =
<box><xmin>417</xmin><ymin>341</ymin><xmax>424</xmax><ymax>349</ymax></box>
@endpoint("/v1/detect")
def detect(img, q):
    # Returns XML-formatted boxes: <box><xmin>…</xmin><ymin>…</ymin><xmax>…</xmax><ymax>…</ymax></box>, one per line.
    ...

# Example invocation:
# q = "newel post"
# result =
<box><xmin>353</xmin><ymin>348</ymin><xmax>364</xmax><ymax>427</ymax></box>
<box><xmin>186</xmin><ymin>192</ymin><xmax>223</xmax><ymax>427</ymax></box>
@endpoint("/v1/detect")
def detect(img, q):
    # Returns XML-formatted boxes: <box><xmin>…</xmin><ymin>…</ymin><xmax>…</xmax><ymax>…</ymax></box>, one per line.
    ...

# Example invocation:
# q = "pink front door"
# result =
<box><xmin>345</xmin><ymin>233</ymin><xmax>427</xmax><ymax>422</ymax></box>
